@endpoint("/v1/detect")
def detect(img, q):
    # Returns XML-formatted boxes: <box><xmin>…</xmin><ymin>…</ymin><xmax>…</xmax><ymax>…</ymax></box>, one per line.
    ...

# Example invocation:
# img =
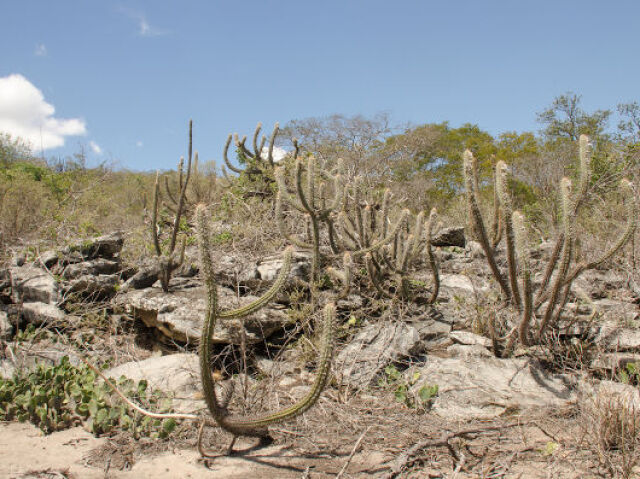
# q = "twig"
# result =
<box><xmin>335</xmin><ymin>426</ymin><xmax>371</xmax><ymax>478</ymax></box>
<box><xmin>382</xmin><ymin>422</ymin><xmax>524</xmax><ymax>478</ymax></box>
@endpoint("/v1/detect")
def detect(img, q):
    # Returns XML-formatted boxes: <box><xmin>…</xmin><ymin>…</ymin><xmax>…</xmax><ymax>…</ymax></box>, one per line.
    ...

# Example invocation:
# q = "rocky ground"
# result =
<box><xmin>1</xmin><ymin>229</ymin><xmax>640</xmax><ymax>478</ymax></box>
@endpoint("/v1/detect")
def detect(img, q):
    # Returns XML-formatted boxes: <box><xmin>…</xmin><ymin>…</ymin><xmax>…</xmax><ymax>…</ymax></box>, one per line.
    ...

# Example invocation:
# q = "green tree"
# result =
<box><xmin>536</xmin><ymin>92</ymin><xmax>611</xmax><ymax>142</ymax></box>
<box><xmin>0</xmin><ymin>133</ymin><xmax>32</xmax><ymax>166</ymax></box>
<box><xmin>385</xmin><ymin>122</ymin><xmax>496</xmax><ymax>198</ymax></box>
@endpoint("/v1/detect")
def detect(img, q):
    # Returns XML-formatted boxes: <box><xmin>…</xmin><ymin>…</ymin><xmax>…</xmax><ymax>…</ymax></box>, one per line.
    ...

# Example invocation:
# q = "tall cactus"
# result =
<box><xmin>195</xmin><ymin>203</ymin><xmax>350</xmax><ymax>445</ymax></box>
<box><xmin>221</xmin><ymin>122</ymin><xmax>285</xmax><ymax>193</ymax></box>
<box><xmin>276</xmin><ymin>160</ymin><xmax>439</xmax><ymax>302</ymax></box>
<box><xmin>275</xmin><ymin>156</ymin><xmax>345</xmax><ymax>288</ymax></box>
<box><xmin>151</xmin><ymin>120</ymin><xmax>193</xmax><ymax>292</ymax></box>
<box><xmin>465</xmin><ymin>135</ymin><xmax>637</xmax><ymax>350</ymax></box>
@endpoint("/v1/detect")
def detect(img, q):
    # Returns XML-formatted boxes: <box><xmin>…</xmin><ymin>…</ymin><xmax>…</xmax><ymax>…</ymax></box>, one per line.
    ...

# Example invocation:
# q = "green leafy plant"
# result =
<box><xmin>0</xmin><ymin>356</ymin><xmax>175</xmax><ymax>438</ymax></box>
<box><xmin>619</xmin><ymin>362</ymin><xmax>640</xmax><ymax>386</ymax></box>
<box><xmin>379</xmin><ymin>365</ymin><xmax>438</xmax><ymax>409</ymax></box>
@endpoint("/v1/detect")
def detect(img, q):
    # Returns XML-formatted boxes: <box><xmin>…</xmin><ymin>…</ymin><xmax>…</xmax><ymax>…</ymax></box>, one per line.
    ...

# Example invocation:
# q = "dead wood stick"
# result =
<box><xmin>335</xmin><ymin>426</ymin><xmax>371</xmax><ymax>478</ymax></box>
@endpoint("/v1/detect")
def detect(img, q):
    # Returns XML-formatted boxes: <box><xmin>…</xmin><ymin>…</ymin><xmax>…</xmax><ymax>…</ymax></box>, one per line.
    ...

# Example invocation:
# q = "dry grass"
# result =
<box><xmin>581</xmin><ymin>387</ymin><xmax>640</xmax><ymax>478</ymax></box>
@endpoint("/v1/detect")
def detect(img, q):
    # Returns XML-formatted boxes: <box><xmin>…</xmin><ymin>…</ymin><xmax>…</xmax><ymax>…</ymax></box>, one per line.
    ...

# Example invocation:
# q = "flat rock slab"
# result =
<box><xmin>106</xmin><ymin>353</ymin><xmax>202</xmax><ymax>414</ymax></box>
<box><xmin>107</xmin><ymin>353</ymin><xmax>200</xmax><ymax>397</ymax></box>
<box><xmin>10</xmin><ymin>265</ymin><xmax>59</xmax><ymax>304</ymax></box>
<box><xmin>439</xmin><ymin>273</ymin><xmax>489</xmax><ymax>298</ymax></box>
<box><xmin>119</xmin><ymin>285</ymin><xmax>291</xmax><ymax>344</ymax></box>
<box><xmin>21</xmin><ymin>301</ymin><xmax>65</xmax><ymax>325</ymax></box>
<box><xmin>595</xmin><ymin>320</ymin><xmax>640</xmax><ymax>352</ymax></box>
<box><xmin>336</xmin><ymin>321</ymin><xmax>422</xmax><ymax>388</ymax></box>
<box><xmin>409</xmin><ymin>345</ymin><xmax>575</xmax><ymax>420</ymax></box>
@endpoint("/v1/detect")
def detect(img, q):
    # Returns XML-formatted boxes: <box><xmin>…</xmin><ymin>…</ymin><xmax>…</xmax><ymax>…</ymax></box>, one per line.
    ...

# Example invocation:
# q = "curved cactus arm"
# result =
<box><xmin>365</xmin><ymin>253</ymin><xmax>393</xmax><ymax>298</ymax></box>
<box><xmin>326</xmin><ymin>252</ymin><xmax>353</xmax><ymax>299</ymax></box>
<box><xmin>234</xmin><ymin>133</ymin><xmax>253</xmax><ymax>160</ymax></box>
<box><xmin>496</xmin><ymin>161</ymin><xmax>522</xmax><ymax>310</ymax></box>
<box><xmin>276</xmin><ymin>192</ymin><xmax>314</xmax><ymax>249</ymax></box>
<box><xmin>198</xmin><ymin>205</ymin><xmax>335</xmax><ymax>439</ymax></box>
<box><xmin>337</xmin><ymin>211</ymin><xmax>360</xmax><ymax>249</ymax></box>
<box><xmin>351</xmin><ymin>209</ymin><xmax>410</xmax><ymax>258</ymax></box>
<box><xmin>275</xmin><ymin>167</ymin><xmax>306</xmax><ymax>213</ymax></box>
<box><xmin>563</xmin><ymin>178</ymin><xmax>637</xmax><ymax>286</ymax></box>
<box><xmin>251</xmin><ymin>122</ymin><xmax>263</xmax><ymax>158</ymax></box>
<box><xmin>295</xmin><ymin>158</ymin><xmax>315</xmax><ymax>215</ymax></box>
<box><xmin>266</xmin><ymin>122</ymin><xmax>279</xmax><ymax>167</ymax></box>
<box><xmin>219</xmin><ymin>246</ymin><xmax>293</xmax><ymax>319</ymax></box>
<box><xmin>463</xmin><ymin>150</ymin><xmax>511</xmax><ymax>301</ymax></box>
<box><xmin>223</xmin><ymin>134</ymin><xmax>243</xmax><ymax>174</ymax></box>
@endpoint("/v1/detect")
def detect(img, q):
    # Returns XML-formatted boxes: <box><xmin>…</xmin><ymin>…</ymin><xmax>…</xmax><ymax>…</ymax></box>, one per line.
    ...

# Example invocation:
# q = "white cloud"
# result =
<box><xmin>89</xmin><ymin>141</ymin><xmax>102</xmax><ymax>155</ymax></box>
<box><xmin>261</xmin><ymin>146</ymin><xmax>288</xmax><ymax>163</ymax></box>
<box><xmin>34</xmin><ymin>44</ymin><xmax>47</xmax><ymax>57</ymax></box>
<box><xmin>0</xmin><ymin>74</ymin><xmax>86</xmax><ymax>151</ymax></box>
<box><xmin>136</xmin><ymin>140</ymin><xmax>143</xmax><ymax>147</ymax></box>
<box><xmin>118</xmin><ymin>8</ymin><xmax>167</xmax><ymax>37</ymax></box>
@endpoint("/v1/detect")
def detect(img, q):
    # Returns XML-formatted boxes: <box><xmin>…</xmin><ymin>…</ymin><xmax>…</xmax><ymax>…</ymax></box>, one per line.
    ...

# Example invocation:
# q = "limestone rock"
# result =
<box><xmin>122</xmin><ymin>263</ymin><xmax>161</xmax><ymax>291</ymax></box>
<box><xmin>590</xmin><ymin>352</ymin><xmax>640</xmax><ymax>371</ymax></box>
<box><xmin>595</xmin><ymin>321</ymin><xmax>640</xmax><ymax>352</ymax></box>
<box><xmin>431</xmin><ymin>227</ymin><xmax>465</xmax><ymax>247</ymax></box>
<box><xmin>66</xmin><ymin>274</ymin><xmax>119</xmax><ymax>299</ymax></box>
<box><xmin>440</xmin><ymin>273</ymin><xmax>489</xmax><ymax>298</ymax></box>
<box><xmin>62</xmin><ymin>259</ymin><xmax>120</xmax><ymax>280</ymax></box>
<box><xmin>449</xmin><ymin>330</ymin><xmax>492</xmax><ymax>347</ymax></box>
<box><xmin>409</xmin><ymin>346</ymin><xmax>575</xmax><ymax>420</ymax></box>
<box><xmin>106</xmin><ymin>353</ymin><xmax>200</xmax><ymax>398</ymax></box>
<box><xmin>336</xmin><ymin>321</ymin><xmax>422</xmax><ymax>388</ymax></box>
<box><xmin>65</xmin><ymin>231</ymin><xmax>124</xmax><ymax>260</ymax></box>
<box><xmin>119</xmin><ymin>285</ymin><xmax>291</xmax><ymax>344</ymax></box>
<box><xmin>253</xmin><ymin>251</ymin><xmax>311</xmax><ymax>281</ymax></box>
<box><xmin>38</xmin><ymin>250</ymin><xmax>59</xmax><ymax>269</ymax></box>
<box><xmin>11</xmin><ymin>265</ymin><xmax>59</xmax><ymax>304</ymax></box>
<box><xmin>21</xmin><ymin>302</ymin><xmax>65</xmax><ymax>325</ymax></box>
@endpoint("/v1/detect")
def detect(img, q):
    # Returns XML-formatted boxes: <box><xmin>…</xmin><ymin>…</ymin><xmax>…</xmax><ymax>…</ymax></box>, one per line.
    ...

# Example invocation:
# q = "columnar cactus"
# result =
<box><xmin>276</xmin><ymin>159</ymin><xmax>439</xmax><ymax>302</ymax></box>
<box><xmin>151</xmin><ymin>120</ymin><xmax>193</xmax><ymax>292</ymax></box>
<box><xmin>464</xmin><ymin>135</ymin><xmax>637</xmax><ymax>350</ymax></box>
<box><xmin>275</xmin><ymin>156</ymin><xmax>344</xmax><ymax>287</ymax></box>
<box><xmin>221</xmin><ymin>122</ymin><xmax>284</xmax><ymax>188</ymax></box>
<box><xmin>195</xmin><ymin>203</ymin><xmax>350</xmax><ymax>445</ymax></box>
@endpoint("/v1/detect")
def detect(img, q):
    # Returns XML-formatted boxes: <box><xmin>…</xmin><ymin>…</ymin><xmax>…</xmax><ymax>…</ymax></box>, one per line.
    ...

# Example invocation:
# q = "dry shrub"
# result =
<box><xmin>581</xmin><ymin>386</ymin><xmax>640</xmax><ymax>478</ymax></box>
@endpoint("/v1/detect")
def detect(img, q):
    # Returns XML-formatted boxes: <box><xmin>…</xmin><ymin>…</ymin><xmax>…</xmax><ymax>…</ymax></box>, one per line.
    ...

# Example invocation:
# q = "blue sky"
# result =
<box><xmin>1</xmin><ymin>1</ymin><xmax>638</xmax><ymax>170</ymax></box>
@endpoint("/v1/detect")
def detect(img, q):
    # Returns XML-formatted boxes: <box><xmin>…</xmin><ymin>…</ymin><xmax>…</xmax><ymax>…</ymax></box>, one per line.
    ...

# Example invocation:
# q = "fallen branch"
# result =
<box><xmin>335</xmin><ymin>425</ymin><xmax>371</xmax><ymax>478</ymax></box>
<box><xmin>382</xmin><ymin>422</ymin><xmax>524</xmax><ymax>478</ymax></box>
